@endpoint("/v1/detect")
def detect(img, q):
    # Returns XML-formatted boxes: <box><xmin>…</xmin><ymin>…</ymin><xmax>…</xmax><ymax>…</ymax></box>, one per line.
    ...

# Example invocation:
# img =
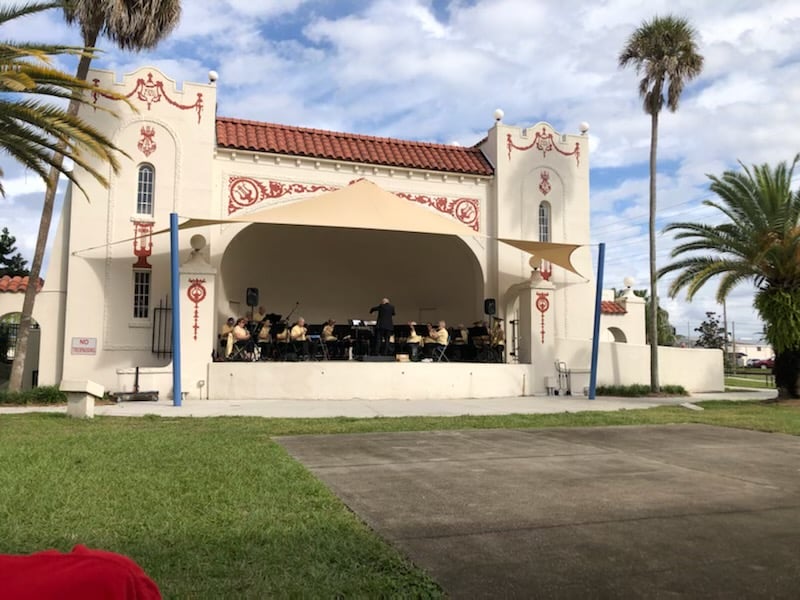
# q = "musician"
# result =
<box><xmin>219</xmin><ymin>317</ymin><xmax>235</xmax><ymax>359</ymax></box>
<box><xmin>252</xmin><ymin>305</ymin><xmax>267</xmax><ymax>323</ymax></box>
<box><xmin>232</xmin><ymin>317</ymin><xmax>252</xmax><ymax>360</ymax></box>
<box><xmin>424</xmin><ymin>320</ymin><xmax>449</xmax><ymax>357</ymax></box>
<box><xmin>290</xmin><ymin>317</ymin><xmax>310</xmax><ymax>358</ymax></box>
<box><xmin>491</xmin><ymin>317</ymin><xmax>505</xmax><ymax>362</ymax></box>
<box><xmin>257</xmin><ymin>318</ymin><xmax>272</xmax><ymax>361</ymax></box>
<box><xmin>370</xmin><ymin>297</ymin><xmax>395</xmax><ymax>355</ymax></box>
<box><xmin>322</xmin><ymin>318</ymin><xmax>341</xmax><ymax>359</ymax></box>
<box><xmin>407</xmin><ymin>321</ymin><xmax>422</xmax><ymax>361</ymax></box>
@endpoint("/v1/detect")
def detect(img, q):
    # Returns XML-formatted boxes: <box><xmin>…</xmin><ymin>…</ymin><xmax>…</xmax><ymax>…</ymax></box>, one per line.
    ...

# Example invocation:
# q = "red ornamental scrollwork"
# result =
<box><xmin>138</xmin><ymin>126</ymin><xmax>156</xmax><ymax>157</ymax></box>
<box><xmin>132</xmin><ymin>221</ymin><xmax>153</xmax><ymax>268</ymax></box>
<box><xmin>186</xmin><ymin>279</ymin><xmax>207</xmax><ymax>341</ymax></box>
<box><xmin>395</xmin><ymin>193</ymin><xmax>480</xmax><ymax>232</ymax></box>
<box><xmin>507</xmin><ymin>128</ymin><xmax>580</xmax><ymax>166</ymax></box>
<box><xmin>539</xmin><ymin>170</ymin><xmax>551</xmax><ymax>196</ymax></box>
<box><xmin>227</xmin><ymin>177</ymin><xmax>336</xmax><ymax>214</ymax></box>
<box><xmin>92</xmin><ymin>72</ymin><xmax>204</xmax><ymax>123</ymax></box>
<box><xmin>535</xmin><ymin>292</ymin><xmax>550</xmax><ymax>344</ymax></box>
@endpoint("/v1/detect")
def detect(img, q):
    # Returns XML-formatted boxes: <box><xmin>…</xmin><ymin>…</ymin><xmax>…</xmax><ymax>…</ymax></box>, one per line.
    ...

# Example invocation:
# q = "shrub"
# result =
<box><xmin>0</xmin><ymin>385</ymin><xmax>66</xmax><ymax>405</ymax></box>
<box><xmin>595</xmin><ymin>384</ymin><xmax>688</xmax><ymax>397</ymax></box>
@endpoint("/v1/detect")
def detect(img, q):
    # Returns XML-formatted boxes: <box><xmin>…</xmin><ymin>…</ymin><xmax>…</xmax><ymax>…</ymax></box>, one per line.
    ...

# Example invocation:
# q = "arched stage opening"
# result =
<box><xmin>219</xmin><ymin>223</ymin><xmax>484</xmax><ymax>326</ymax></box>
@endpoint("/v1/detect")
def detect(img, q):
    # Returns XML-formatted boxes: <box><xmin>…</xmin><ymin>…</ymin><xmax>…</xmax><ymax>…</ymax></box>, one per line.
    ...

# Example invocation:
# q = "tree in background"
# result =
<box><xmin>0</xmin><ymin>227</ymin><xmax>30</xmax><ymax>277</ymax></box>
<box><xmin>9</xmin><ymin>0</ymin><xmax>182</xmax><ymax>392</ymax></box>
<box><xmin>661</xmin><ymin>157</ymin><xmax>800</xmax><ymax>399</ymax></box>
<box><xmin>632</xmin><ymin>289</ymin><xmax>676</xmax><ymax>346</ymax></box>
<box><xmin>694</xmin><ymin>312</ymin><xmax>726</xmax><ymax>349</ymax></box>
<box><xmin>619</xmin><ymin>15</ymin><xmax>704</xmax><ymax>393</ymax></box>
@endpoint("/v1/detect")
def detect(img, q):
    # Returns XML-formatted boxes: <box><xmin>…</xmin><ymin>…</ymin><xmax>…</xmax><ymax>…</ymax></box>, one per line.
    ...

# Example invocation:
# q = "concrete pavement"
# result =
<box><xmin>277</xmin><ymin>423</ymin><xmax>800</xmax><ymax>598</ymax></box>
<box><xmin>0</xmin><ymin>389</ymin><xmax>777</xmax><ymax>418</ymax></box>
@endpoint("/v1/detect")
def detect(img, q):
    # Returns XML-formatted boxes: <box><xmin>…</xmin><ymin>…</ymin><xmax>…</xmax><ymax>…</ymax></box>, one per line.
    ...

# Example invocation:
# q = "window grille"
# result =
<box><xmin>538</xmin><ymin>201</ymin><xmax>551</xmax><ymax>242</ymax></box>
<box><xmin>133</xmin><ymin>270</ymin><xmax>151</xmax><ymax>319</ymax></box>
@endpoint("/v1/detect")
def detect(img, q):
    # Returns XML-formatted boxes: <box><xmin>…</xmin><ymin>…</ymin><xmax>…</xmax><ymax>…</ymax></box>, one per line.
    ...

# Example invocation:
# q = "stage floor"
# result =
<box><xmin>207</xmin><ymin>361</ymin><xmax>537</xmax><ymax>400</ymax></box>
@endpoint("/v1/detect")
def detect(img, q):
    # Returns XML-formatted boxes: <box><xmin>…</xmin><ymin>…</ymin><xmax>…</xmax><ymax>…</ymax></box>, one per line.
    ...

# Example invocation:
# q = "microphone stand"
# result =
<box><xmin>284</xmin><ymin>301</ymin><xmax>300</xmax><ymax>324</ymax></box>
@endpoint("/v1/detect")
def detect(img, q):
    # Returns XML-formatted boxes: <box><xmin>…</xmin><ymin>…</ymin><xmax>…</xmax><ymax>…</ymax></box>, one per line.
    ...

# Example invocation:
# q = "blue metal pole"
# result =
<box><xmin>170</xmin><ymin>212</ymin><xmax>182</xmax><ymax>407</ymax></box>
<box><xmin>588</xmin><ymin>242</ymin><xmax>605</xmax><ymax>399</ymax></box>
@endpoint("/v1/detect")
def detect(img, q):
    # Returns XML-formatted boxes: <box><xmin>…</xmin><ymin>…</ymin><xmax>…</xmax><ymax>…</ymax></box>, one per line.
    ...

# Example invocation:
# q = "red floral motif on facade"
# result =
<box><xmin>535</xmin><ymin>292</ymin><xmax>550</xmax><ymax>344</ymax></box>
<box><xmin>132</xmin><ymin>221</ymin><xmax>153</xmax><ymax>268</ymax></box>
<box><xmin>539</xmin><ymin>170</ymin><xmax>551</xmax><ymax>196</ymax></box>
<box><xmin>395</xmin><ymin>193</ymin><xmax>480</xmax><ymax>232</ymax></box>
<box><xmin>92</xmin><ymin>72</ymin><xmax>204</xmax><ymax>123</ymax></box>
<box><xmin>227</xmin><ymin>177</ymin><xmax>336</xmax><ymax>214</ymax></box>
<box><xmin>540</xmin><ymin>261</ymin><xmax>552</xmax><ymax>281</ymax></box>
<box><xmin>187</xmin><ymin>279</ymin><xmax>207</xmax><ymax>341</ymax></box>
<box><xmin>137</xmin><ymin>126</ymin><xmax>157</xmax><ymax>157</ymax></box>
<box><xmin>507</xmin><ymin>128</ymin><xmax>580</xmax><ymax>166</ymax></box>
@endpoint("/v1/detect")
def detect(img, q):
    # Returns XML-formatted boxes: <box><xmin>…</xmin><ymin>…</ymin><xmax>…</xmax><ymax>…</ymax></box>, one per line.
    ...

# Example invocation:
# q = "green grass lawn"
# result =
<box><xmin>1</xmin><ymin>402</ymin><xmax>798</xmax><ymax>597</ymax></box>
<box><xmin>725</xmin><ymin>374</ymin><xmax>775</xmax><ymax>389</ymax></box>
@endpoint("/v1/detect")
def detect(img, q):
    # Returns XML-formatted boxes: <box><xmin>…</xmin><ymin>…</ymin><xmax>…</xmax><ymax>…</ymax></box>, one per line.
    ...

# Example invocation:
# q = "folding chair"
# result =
<box><xmin>431</xmin><ymin>342</ymin><xmax>449</xmax><ymax>362</ymax></box>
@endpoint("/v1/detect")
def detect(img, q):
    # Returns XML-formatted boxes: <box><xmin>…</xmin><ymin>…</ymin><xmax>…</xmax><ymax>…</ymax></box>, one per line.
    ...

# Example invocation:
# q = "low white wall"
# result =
<box><xmin>555</xmin><ymin>339</ymin><xmax>723</xmax><ymax>392</ymax></box>
<box><xmin>208</xmin><ymin>362</ymin><xmax>535</xmax><ymax>400</ymax></box>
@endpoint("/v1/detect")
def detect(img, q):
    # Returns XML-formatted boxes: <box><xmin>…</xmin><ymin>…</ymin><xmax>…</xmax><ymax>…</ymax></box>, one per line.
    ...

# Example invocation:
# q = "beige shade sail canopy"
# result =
<box><xmin>498</xmin><ymin>238</ymin><xmax>584</xmax><ymax>277</ymax></box>
<box><xmin>81</xmin><ymin>179</ymin><xmax>585</xmax><ymax>276</ymax></box>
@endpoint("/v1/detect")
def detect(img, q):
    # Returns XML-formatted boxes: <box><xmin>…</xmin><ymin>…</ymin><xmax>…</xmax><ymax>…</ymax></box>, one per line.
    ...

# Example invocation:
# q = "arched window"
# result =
<box><xmin>538</xmin><ymin>201</ymin><xmax>551</xmax><ymax>242</ymax></box>
<box><xmin>136</xmin><ymin>164</ymin><xmax>155</xmax><ymax>215</ymax></box>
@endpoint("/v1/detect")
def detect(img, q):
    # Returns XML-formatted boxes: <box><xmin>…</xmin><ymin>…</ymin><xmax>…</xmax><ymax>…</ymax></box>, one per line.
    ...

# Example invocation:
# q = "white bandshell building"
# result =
<box><xmin>0</xmin><ymin>67</ymin><xmax>723</xmax><ymax>399</ymax></box>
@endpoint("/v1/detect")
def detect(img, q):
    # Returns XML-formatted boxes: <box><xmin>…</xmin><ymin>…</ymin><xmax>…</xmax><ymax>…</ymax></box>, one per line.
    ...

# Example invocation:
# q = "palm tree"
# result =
<box><xmin>660</xmin><ymin>156</ymin><xmax>800</xmax><ymax>399</ymax></box>
<box><xmin>9</xmin><ymin>0</ymin><xmax>181</xmax><ymax>392</ymax></box>
<box><xmin>619</xmin><ymin>15</ymin><xmax>704</xmax><ymax>393</ymax></box>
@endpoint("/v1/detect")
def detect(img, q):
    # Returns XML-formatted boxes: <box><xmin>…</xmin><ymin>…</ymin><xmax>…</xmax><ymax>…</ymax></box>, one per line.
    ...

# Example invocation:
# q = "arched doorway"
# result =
<box><xmin>0</xmin><ymin>312</ymin><xmax>40</xmax><ymax>390</ymax></box>
<box><xmin>219</xmin><ymin>224</ymin><xmax>484</xmax><ymax>326</ymax></box>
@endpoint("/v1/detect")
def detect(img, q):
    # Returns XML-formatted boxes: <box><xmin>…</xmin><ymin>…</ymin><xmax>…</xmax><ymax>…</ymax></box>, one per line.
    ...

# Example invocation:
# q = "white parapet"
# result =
<box><xmin>60</xmin><ymin>379</ymin><xmax>104</xmax><ymax>419</ymax></box>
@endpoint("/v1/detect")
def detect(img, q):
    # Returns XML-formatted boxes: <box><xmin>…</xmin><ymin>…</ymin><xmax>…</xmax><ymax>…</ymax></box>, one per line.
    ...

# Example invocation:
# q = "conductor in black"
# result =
<box><xmin>370</xmin><ymin>297</ymin><xmax>395</xmax><ymax>356</ymax></box>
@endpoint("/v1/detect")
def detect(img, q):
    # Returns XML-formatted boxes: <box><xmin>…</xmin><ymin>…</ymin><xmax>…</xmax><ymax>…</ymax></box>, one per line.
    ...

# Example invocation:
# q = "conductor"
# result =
<box><xmin>370</xmin><ymin>297</ymin><xmax>395</xmax><ymax>356</ymax></box>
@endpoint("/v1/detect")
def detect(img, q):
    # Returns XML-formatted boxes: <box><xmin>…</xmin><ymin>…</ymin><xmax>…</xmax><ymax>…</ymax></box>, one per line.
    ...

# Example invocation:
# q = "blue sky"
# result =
<box><xmin>3</xmin><ymin>0</ymin><xmax>800</xmax><ymax>342</ymax></box>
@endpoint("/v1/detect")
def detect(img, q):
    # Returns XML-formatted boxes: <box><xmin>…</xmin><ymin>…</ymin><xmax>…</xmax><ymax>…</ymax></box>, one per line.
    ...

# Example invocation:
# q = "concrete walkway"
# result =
<box><xmin>0</xmin><ymin>389</ymin><xmax>777</xmax><ymax>418</ymax></box>
<box><xmin>277</xmin><ymin>423</ymin><xmax>800</xmax><ymax>598</ymax></box>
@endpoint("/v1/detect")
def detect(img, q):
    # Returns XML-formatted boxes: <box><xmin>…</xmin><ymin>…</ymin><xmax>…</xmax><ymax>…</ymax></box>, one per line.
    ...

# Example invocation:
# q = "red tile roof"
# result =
<box><xmin>0</xmin><ymin>275</ymin><xmax>43</xmax><ymax>293</ymax></box>
<box><xmin>601</xmin><ymin>301</ymin><xmax>627</xmax><ymax>315</ymax></box>
<box><xmin>215</xmin><ymin>117</ymin><xmax>494</xmax><ymax>176</ymax></box>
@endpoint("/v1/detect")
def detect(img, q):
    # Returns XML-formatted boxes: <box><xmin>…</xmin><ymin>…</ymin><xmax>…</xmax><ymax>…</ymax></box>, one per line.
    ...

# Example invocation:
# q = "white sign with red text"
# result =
<box><xmin>70</xmin><ymin>337</ymin><xmax>97</xmax><ymax>356</ymax></box>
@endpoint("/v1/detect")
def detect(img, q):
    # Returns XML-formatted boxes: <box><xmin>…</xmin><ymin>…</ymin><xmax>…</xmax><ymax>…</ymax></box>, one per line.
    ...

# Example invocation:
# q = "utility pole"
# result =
<box><xmin>722</xmin><ymin>300</ymin><xmax>729</xmax><ymax>372</ymax></box>
<box><xmin>731</xmin><ymin>321</ymin><xmax>737</xmax><ymax>375</ymax></box>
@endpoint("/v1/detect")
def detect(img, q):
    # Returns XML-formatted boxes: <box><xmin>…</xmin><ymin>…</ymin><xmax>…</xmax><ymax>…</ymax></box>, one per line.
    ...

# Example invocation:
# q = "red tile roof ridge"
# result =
<box><xmin>0</xmin><ymin>275</ymin><xmax>43</xmax><ymax>293</ymax></box>
<box><xmin>216</xmin><ymin>116</ymin><xmax>486</xmax><ymax>152</ymax></box>
<box><xmin>600</xmin><ymin>300</ymin><xmax>627</xmax><ymax>315</ymax></box>
<box><xmin>215</xmin><ymin>116</ymin><xmax>494</xmax><ymax>176</ymax></box>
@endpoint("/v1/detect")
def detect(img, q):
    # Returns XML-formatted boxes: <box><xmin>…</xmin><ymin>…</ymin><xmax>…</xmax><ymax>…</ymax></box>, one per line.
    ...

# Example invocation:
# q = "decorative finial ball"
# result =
<box><xmin>208</xmin><ymin>70</ymin><xmax>219</xmax><ymax>83</ymax></box>
<box><xmin>493</xmin><ymin>108</ymin><xmax>504</xmax><ymax>122</ymax></box>
<box><xmin>190</xmin><ymin>234</ymin><xmax>206</xmax><ymax>251</ymax></box>
<box><xmin>579</xmin><ymin>121</ymin><xmax>590</xmax><ymax>134</ymax></box>
<box><xmin>623</xmin><ymin>276</ymin><xmax>635</xmax><ymax>288</ymax></box>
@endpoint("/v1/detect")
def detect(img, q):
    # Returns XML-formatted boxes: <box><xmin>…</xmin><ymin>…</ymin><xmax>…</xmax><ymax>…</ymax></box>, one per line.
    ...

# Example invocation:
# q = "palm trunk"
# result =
<box><xmin>649</xmin><ymin>110</ymin><xmax>660</xmax><ymax>393</ymax></box>
<box><xmin>8</xmin><ymin>44</ymin><xmax>96</xmax><ymax>392</ymax></box>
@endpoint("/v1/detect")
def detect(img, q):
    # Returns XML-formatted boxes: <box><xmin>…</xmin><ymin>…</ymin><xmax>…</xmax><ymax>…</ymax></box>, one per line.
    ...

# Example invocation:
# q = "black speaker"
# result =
<box><xmin>484</xmin><ymin>298</ymin><xmax>496</xmax><ymax>316</ymax></box>
<box><xmin>246</xmin><ymin>287</ymin><xmax>259</xmax><ymax>307</ymax></box>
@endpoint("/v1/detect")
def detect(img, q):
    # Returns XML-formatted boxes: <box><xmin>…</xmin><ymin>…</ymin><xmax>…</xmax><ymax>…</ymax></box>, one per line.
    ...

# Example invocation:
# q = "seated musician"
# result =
<box><xmin>232</xmin><ymin>317</ymin><xmax>252</xmax><ymax>359</ymax></box>
<box><xmin>491</xmin><ymin>317</ymin><xmax>505</xmax><ymax>362</ymax></box>
<box><xmin>423</xmin><ymin>320</ymin><xmax>449</xmax><ymax>357</ymax></box>
<box><xmin>219</xmin><ymin>317</ymin><xmax>235</xmax><ymax>359</ymax></box>
<box><xmin>322</xmin><ymin>318</ymin><xmax>341</xmax><ymax>359</ymax></box>
<box><xmin>290</xmin><ymin>317</ymin><xmax>310</xmax><ymax>358</ymax></box>
<box><xmin>257</xmin><ymin>318</ymin><xmax>272</xmax><ymax>361</ymax></box>
<box><xmin>253</xmin><ymin>305</ymin><xmax>267</xmax><ymax>323</ymax></box>
<box><xmin>406</xmin><ymin>321</ymin><xmax>422</xmax><ymax>361</ymax></box>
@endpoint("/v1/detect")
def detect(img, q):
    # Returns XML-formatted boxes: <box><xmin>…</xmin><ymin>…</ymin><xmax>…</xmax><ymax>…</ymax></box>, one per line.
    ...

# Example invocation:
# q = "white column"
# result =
<box><xmin>179</xmin><ymin>235</ymin><xmax>216</xmax><ymax>400</ymax></box>
<box><xmin>518</xmin><ymin>270</ymin><xmax>556</xmax><ymax>394</ymax></box>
